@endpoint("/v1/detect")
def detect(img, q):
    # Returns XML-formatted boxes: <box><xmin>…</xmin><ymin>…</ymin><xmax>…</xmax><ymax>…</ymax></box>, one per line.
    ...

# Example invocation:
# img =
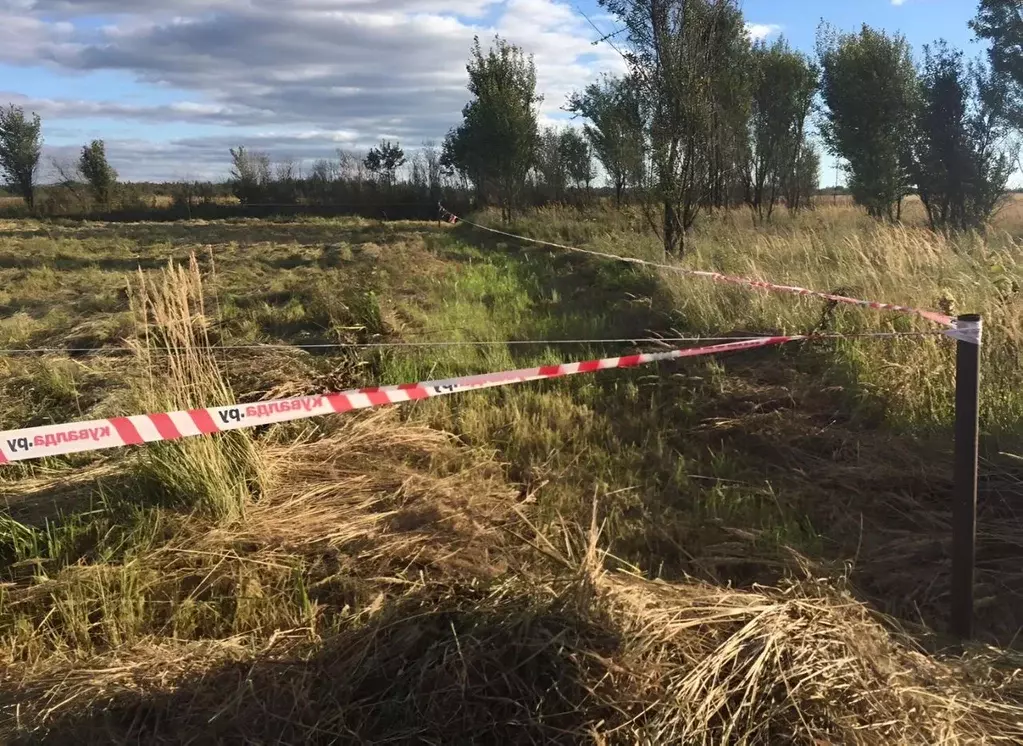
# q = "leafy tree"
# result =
<box><xmin>746</xmin><ymin>38</ymin><xmax>818</xmax><ymax>221</ymax></box>
<box><xmin>229</xmin><ymin>146</ymin><xmax>271</xmax><ymax>204</ymax></box>
<box><xmin>569</xmin><ymin>75</ymin><xmax>645</xmax><ymax>206</ymax></box>
<box><xmin>78</xmin><ymin>139</ymin><xmax>118</xmax><ymax>207</ymax></box>
<box><xmin>0</xmin><ymin>104</ymin><xmax>42</xmax><ymax>209</ymax></box>
<box><xmin>534</xmin><ymin>127</ymin><xmax>600</xmax><ymax>200</ymax></box>
<box><xmin>705</xmin><ymin>9</ymin><xmax>755</xmax><ymax>210</ymax></box>
<box><xmin>910</xmin><ymin>42</ymin><xmax>1015</xmax><ymax>231</ymax></box>
<box><xmin>561</xmin><ymin>128</ymin><xmax>594</xmax><ymax>190</ymax></box>
<box><xmin>971</xmin><ymin>0</ymin><xmax>1023</xmax><ymax>128</ymax></box>
<box><xmin>535</xmin><ymin>126</ymin><xmax>568</xmax><ymax>201</ymax></box>
<box><xmin>440</xmin><ymin>135</ymin><xmax>473</xmax><ymax>193</ymax></box>
<box><xmin>599</xmin><ymin>0</ymin><xmax>749</xmax><ymax>255</ymax></box>
<box><xmin>817</xmin><ymin>24</ymin><xmax>919</xmax><ymax>221</ymax></box>
<box><xmin>782</xmin><ymin>139</ymin><xmax>821</xmax><ymax>212</ymax></box>
<box><xmin>444</xmin><ymin>36</ymin><xmax>540</xmax><ymax>221</ymax></box>
<box><xmin>364</xmin><ymin>140</ymin><xmax>406</xmax><ymax>186</ymax></box>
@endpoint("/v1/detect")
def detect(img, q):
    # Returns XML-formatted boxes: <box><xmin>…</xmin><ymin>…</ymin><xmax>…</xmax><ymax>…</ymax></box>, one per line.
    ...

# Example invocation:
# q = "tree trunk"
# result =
<box><xmin>663</xmin><ymin>200</ymin><xmax>684</xmax><ymax>256</ymax></box>
<box><xmin>921</xmin><ymin>191</ymin><xmax>936</xmax><ymax>231</ymax></box>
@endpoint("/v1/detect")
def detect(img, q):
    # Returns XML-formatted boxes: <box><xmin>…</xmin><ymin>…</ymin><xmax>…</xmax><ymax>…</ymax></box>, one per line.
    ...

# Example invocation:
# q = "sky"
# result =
<box><xmin>0</xmin><ymin>0</ymin><xmax>986</xmax><ymax>183</ymax></box>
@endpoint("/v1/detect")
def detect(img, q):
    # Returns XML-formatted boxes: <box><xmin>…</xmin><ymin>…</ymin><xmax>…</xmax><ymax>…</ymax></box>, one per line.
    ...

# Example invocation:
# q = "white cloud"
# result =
<box><xmin>891</xmin><ymin>0</ymin><xmax>907</xmax><ymax>6</ymax></box>
<box><xmin>7</xmin><ymin>1</ymin><xmax>808</xmax><ymax>179</ymax></box>
<box><xmin>4</xmin><ymin>1</ymin><xmax>500</xmax><ymax>14</ymax></box>
<box><xmin>0</xmin><ymin>10</ymin><xmax>75</xmax><ymax>63</ymax></box>
<box><xmin>0</xmin><ymin>0</ymin><xmax>628</xmax><ymax>180</ymax></box>
<box><xmin>746</xmin><ymin>23</ymin><xmax>783</xmax><ymax>41</ymax></box>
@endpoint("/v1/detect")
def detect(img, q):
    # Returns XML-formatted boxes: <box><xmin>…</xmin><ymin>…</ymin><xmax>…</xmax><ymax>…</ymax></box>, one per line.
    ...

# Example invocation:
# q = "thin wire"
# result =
<box><xmin>0</xmin><ymin>331</ymin><xmax>948</xmax><ymax>357</ymax></box>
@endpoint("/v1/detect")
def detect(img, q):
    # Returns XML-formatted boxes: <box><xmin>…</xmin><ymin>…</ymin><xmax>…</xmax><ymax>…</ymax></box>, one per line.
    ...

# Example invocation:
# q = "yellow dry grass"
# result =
<box><xmin>127</xmin><ymin>255</ymin><xmax>265</xmax><ymax>522</ymax></box>
<box><xmin>1</xmin><ymin>204</ymin><xmax>1023</xmax><ymax>742</ymax></box>
<box><xmin>6</xmin><ymin>508</ymin><xmax>1023</xmax><ymax>744</ymax></box>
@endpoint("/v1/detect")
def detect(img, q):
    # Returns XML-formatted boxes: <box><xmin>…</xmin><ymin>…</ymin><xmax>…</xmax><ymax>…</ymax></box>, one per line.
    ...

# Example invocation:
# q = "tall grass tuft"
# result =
<box><xmin>129</xmin><ymin>255</ymin><xmax>265</xmax><ymax>522</ymax></box>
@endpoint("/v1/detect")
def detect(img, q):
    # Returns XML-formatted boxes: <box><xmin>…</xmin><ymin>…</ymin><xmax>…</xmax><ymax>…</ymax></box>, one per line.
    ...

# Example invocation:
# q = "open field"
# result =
<box><xmin>2</xmin><ymin>203</ymin><xmax>1023</xmax><ymax>742</ymax></box>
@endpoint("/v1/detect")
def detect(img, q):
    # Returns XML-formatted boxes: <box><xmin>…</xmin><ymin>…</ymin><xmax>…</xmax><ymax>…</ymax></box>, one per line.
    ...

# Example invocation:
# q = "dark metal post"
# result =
<box><xmin>952</xmin><ymin>313</ymin><xmax>982</xmax><ymax>640</ymax></box>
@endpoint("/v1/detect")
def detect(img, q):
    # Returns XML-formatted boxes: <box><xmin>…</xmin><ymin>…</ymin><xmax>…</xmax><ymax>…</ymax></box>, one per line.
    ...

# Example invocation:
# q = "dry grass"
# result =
<box><xmin>0</xmin><ymin>409</ymin><xmax>522</xmax><ymax>736</ymax></box>
<box><xmin>127</xmin><ymin>255</ymin><xmax>265</xmax><ymax>522</ymax></box>
<box><xmin>5</xmin><ymin>514</ymin><xmax>1023</xmax><ymax>744</ymax></box>
<box><xmin>443</xmin><ymin>203</ymin><xmax>1023</xmax><ymax>640</ymax></box>
<box><xmin>2</xmin><ymin>206</ymin><xmax>1023</xmax><ymax>742</ymax></box>
<box><xmin>496</xmin><ymin>201</ymin><xmax>1023</xmax><ymax>433</ymax></box>
<box><xmin>594</xmin><ymin>572</ymin><xmax>1023</xmax><ymax>744</ymax></box>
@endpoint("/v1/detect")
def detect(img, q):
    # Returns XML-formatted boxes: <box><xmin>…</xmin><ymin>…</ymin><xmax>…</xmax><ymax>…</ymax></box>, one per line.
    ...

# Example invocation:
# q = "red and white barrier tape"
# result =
<box><xmin>438</xmin><ymin>205</ymin><xmax>957</xmax><ymax>329</ymax></box>
<box><xmin>0</xmin><ymin>336</ymin><xmax>793</xmax><ymax>465</ymax></box>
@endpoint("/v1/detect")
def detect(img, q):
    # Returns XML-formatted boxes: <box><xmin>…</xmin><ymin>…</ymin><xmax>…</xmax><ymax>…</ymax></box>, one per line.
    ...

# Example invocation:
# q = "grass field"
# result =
<box><xmin>2</xmin><ymin>201</ymin><xmax>1023</xmax><ymax>742</ymax></box>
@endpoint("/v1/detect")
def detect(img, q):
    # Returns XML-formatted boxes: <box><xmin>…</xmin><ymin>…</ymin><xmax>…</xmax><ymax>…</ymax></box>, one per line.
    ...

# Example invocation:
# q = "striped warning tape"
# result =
<box><xmin>438</xmin><ymin>205</ymin><xmax>956</xmax><ymax>329</ymax></box>
<box><xmin>0</xmin><ymin>336</ymin><xmax>794</xmax><ymax>465</ymax></box>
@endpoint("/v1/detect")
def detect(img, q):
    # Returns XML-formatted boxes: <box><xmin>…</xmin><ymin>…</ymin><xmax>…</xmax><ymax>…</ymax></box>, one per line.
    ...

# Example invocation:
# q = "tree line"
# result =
<box><xmin>441</xmin><ymin>0</ymin><xmax>1022</xmax><ymax>253</ymax></box>
<box><xmin>0</xmin><ymin>0</ymin><xmax>1019</xmax><ymax>245</ymax></box>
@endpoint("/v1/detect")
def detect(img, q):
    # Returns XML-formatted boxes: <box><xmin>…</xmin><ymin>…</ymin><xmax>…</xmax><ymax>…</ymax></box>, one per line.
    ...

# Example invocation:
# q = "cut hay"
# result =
<box><xmin>5</xmin><ymin>522</ymin><xmax>1023</xmax><ymax>744</ymax></box>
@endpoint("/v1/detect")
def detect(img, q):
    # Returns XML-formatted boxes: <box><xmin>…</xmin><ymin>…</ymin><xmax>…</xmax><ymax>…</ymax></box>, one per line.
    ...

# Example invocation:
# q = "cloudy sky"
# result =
<box><xmin>0</xmin><ymin>0</ymin><xmax>980</xmax><ymax>183</ymax></box>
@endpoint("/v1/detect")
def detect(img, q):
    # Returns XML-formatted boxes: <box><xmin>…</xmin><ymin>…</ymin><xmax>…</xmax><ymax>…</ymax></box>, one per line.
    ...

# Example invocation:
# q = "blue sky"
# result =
<box><xmin>742</xmin><ymin>0</ymin><xmax>978</xmax><ymax>54</ymax></box>
<box><xmin>0</xmin><ymin>0</ymin><xmax>991</xmax><ymax>182</ymax></box>
<box><xmin>741</xmin><ymin>0</ymin><xmax>984</xmax><ymax>186</ymax></box>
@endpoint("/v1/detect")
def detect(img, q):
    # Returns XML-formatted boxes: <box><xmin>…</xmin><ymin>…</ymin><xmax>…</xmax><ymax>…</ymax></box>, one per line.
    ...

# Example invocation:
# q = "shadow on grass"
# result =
<box><xmin>442</xmin><ymin>223</ymin><xmax>1023</xmax><ymax>644</ymax></box>
<box><xmin>0</xmin><ymin>253</ymin><xmax>175</xmax><ymax>272</ymax></box>
<box><xmin>6</xmin><ymin>593</ymin><xmax>622</xmax><ymax>745</ymax></box>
